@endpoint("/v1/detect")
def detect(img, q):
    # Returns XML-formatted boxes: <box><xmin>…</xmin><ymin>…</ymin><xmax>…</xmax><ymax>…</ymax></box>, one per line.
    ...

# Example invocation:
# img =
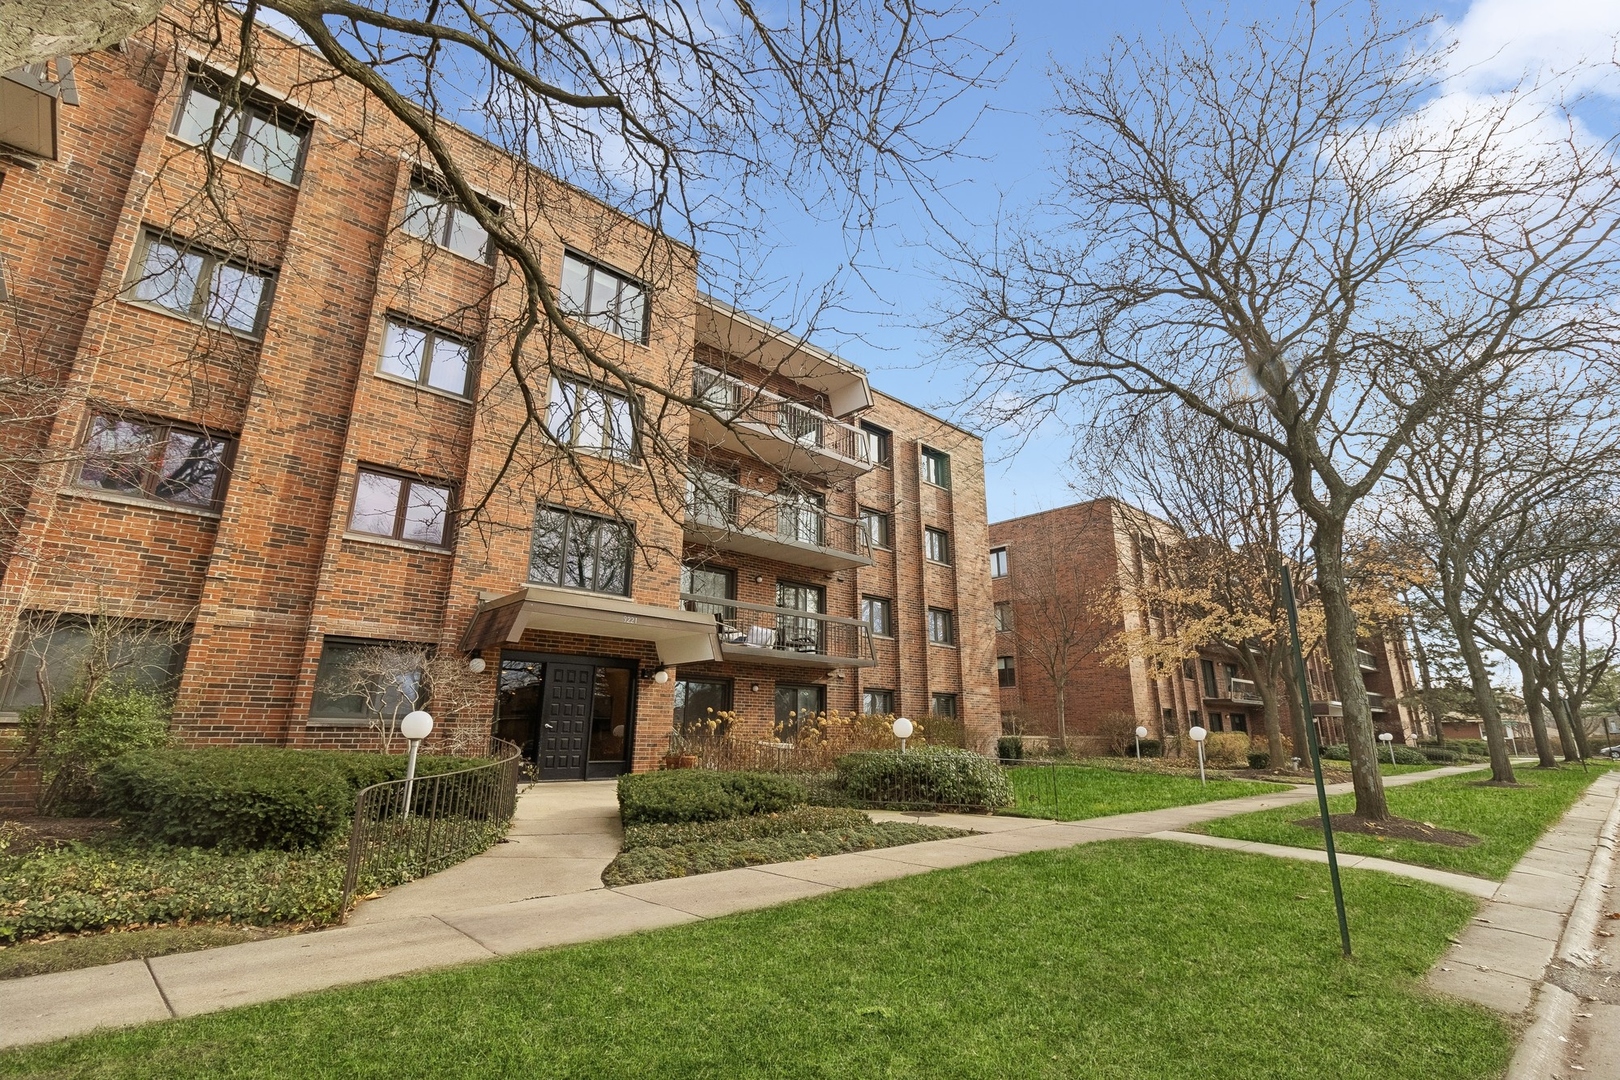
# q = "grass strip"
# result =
<box><xmin>0</xmin><ymin>924</ymin><xmax>283</xmax><ymax>980</ymax></box>
<box><xmin>1197</xmin><ymin>762</ymin><xmax>1610</xmax><ymax>878</ymax></box>
<box><xmin>0</xmin><ymin>839</ymin><xmax>1510</xmax><ymax>1079</ymax></box>
<box><xmin>1004</xmin><ymin>764</ymin><xmax>1289</xmax><ymax>821</ymax></box>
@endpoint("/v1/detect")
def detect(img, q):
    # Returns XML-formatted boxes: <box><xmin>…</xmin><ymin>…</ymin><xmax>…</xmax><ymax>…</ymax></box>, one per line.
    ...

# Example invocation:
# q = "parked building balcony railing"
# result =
<box><xmin>680</xmin><ymin>594</ymin><xmax>876</xmax><ymax>668</ymax></box>
<box><xmin>1356</xmin><ymin>648</ymin><xmax>1378</xmax><ymax>672</ymax></box>
<box><xmin>684</xmin><ymin>474</ymin><xmax>873</xmax><ymax>571</ymax></box>
<box><xmin>690</xmin><ymin>366</ymin><xmax>873</xmax><ymax>478</ymax></box>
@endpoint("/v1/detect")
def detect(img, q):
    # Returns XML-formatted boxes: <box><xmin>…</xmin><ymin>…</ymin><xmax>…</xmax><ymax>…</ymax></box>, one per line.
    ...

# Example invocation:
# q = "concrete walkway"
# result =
<box><xmin>0</xmin><ymin>761</ymin><xmax>1566</xmax><ymax>1050</ymax></box>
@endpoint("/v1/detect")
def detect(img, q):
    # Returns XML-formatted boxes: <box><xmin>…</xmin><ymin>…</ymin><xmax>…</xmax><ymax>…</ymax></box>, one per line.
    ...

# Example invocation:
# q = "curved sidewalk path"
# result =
<box><xmin>0</xmin><ymin>762</ymin><xmax>1596</xmax><ymax>1051</ymax></box>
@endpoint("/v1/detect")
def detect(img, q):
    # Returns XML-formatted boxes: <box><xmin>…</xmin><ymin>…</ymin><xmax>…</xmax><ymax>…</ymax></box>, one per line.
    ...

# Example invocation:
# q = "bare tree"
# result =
<box><xmin>1006</xmin><ymin>540</ymin><xmax>1119</xmax><ymax>752</ymax></box>
<box><xmin>313</xmin><ymin>642</ymin><xmax>486</xmax><ymax>752</ymax></box>
<box><xmin>939</xmin><ymin>3</ymin><xmax>1620</xmax><ymax>819</ymax></box>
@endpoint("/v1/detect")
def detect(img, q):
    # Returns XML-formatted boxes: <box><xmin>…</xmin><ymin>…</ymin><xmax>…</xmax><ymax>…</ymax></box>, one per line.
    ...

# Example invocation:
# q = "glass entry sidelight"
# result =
<box><xmin>496</xmin><ymin>652</ymin><xmax>636</xmax><ymax>780</ymax></box>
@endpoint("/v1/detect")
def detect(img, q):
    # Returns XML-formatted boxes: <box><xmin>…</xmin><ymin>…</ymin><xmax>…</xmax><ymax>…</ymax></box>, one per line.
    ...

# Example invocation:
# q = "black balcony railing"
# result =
<box><xmin>680</xmin><ymin>593</ymin><xmax>875</xmax><ymax>665</ymax></box>
<box><xmin>693</xmin><ymin>366</ymin><xmax>868</xmax><ymax>465</ymax></box>
<box><xmin>684</xmin><ymin>474</ymin><xmax>871</xmax><ymax>563</ymax></box>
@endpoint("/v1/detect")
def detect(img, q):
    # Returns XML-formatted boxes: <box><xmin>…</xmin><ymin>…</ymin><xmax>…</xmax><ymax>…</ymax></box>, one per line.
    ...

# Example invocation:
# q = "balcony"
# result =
<box><xmin>680</xmin><ymin>594</ymin><xmax>876</xmax><ymax>668</ymax></box>
<box><xmin>690</xmin><ymin>366</ymin><xmax>873</xmax><ymax>479</ymax></box>
<box><xmin>1227</xmin><ymin>677</ymin><xmax>1264</xmax><ymax>705</ymax></box>
<box><xmin>684</xmin><ymin>475</ymin><xmax>873</xmax><ymax>571</ymax></box>
<box><xmin>1357</xmin><ymin>648</ymin><xmax>1378</xmax><ymax>672</ymax></box>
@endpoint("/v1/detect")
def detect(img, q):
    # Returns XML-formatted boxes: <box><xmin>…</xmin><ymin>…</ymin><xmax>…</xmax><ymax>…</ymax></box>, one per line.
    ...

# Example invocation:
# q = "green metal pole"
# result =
<box><xmin>1282</xmin><ymin>572</ymin><xmax>1353</xmax><ymax>958</ymax></box>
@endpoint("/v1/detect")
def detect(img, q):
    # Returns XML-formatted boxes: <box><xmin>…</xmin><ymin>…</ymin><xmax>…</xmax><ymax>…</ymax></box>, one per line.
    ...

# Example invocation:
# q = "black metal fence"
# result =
<box><xmin>339</xmin><ymin>739</ymin><xmax>523</xmax><ymax>919</ymax></box>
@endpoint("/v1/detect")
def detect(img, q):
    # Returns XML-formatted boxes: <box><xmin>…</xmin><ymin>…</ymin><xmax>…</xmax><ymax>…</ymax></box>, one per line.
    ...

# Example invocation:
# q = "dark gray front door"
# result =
<box><xmin>539</xmin><ymin>662</ymin><xmax>593</xmax><ymax>780</ymax></box>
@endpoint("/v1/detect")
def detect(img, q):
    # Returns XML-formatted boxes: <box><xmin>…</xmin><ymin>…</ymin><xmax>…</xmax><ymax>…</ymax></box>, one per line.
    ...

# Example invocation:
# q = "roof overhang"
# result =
<box><xmin>460</xmin><ymin>586</ymin><xmax>722</xmax><ymax>665</ymax></box>
<box><xmin>696</xmin><ymin>295</ymin><xmax>873</xmax><ymax>416</ymax></box>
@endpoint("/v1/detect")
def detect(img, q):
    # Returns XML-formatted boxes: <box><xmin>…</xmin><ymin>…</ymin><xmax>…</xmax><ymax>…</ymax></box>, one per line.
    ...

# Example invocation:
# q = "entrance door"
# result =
<box><xmin>538</xmin><ymin>662</ymin><xmax>593</xmax><ymax>780</ymax></box>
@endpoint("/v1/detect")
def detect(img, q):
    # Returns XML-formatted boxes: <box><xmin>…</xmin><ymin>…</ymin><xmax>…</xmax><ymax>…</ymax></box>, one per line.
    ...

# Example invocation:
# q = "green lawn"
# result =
<box><xmin>0</xmin><ymin>840</ymin><xmax>1509</xmax><ymax>1080</ymax></box>
<box><xmin>1004</xmin><ymin>764</ymin><xmax>1290</xmax><ymax>820</ymax></box>
<box><xmin>1198</xmin><ymin>762</ymin><xmax>1610</xmax><ymax>878</ymax></box>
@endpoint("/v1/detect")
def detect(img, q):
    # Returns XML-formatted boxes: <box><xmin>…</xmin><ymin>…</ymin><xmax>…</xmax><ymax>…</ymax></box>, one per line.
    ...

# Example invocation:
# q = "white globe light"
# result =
<box><xmin>1378</xmin><ymin>732</ymin><xmax>1394</xmax><ymax>743</ymax></box>
<box><xmin>1135</xmin><ymin>726</ymin><xmax>1148</xmax><ymax>739</ymax></box>
<box><xmin>892</xmin><ymin>717</ymin><xmax>914</xmax><ymax>740</ymax></box>
<box><xmin>466</xmin><ymin>657</ymin><xmax>486</xmax><ymax>674</ymax></box>
<box><xmin>652</xmin><ymin>669</ymin><xmax>670</xmax><ymax>684</ymax></box>
<box><xmin>401</xmin><ymin>710</ymin><xmax>434</xmax><ymax>742</ymax></box>
<box><xmin>1188</xmin><ymin>726</ymin><xmax>1208</xmax><ymax>742</ymax></box>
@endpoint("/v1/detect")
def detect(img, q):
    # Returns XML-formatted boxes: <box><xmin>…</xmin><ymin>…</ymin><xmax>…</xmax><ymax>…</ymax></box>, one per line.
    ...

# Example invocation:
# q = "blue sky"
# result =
<box><xmin>722</xmin><ymin>0</ymin><xmax>1620</xmax><ymax>522</ymax></box>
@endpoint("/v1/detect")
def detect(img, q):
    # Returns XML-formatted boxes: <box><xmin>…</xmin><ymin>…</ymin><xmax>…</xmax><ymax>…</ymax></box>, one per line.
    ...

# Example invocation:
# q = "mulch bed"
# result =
<box><xmin>1292</xmin><ymin>814</ymin><xmax>1480</xmax><ymax>847</ymax></box>
<box><xmin>0</xmin><ymin>816</ymin><xmax>121</xmax><ymax>856</ymax></box>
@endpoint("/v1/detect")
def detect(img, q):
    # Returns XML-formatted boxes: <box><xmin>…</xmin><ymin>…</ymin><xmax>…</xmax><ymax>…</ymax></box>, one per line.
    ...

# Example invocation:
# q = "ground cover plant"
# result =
<box><xmin>1004</xmin><ymin>764</ymin><xmax>1290</xmax><ymax>821</ymax></box>
<box><xmin>1198</xmin><ymin>763</ymin><xmax>1610</xmax><ymax>878</ymax></box>
<box><xmin>0</xmin><ymin>925</ymin><xmax>282</xmax><ymax>980</ymax></box>
<box><xmin>0</xmin><ymin>840</ymin><xmax>1511</xmax><ymax>1079</ymax></box>
<box><xmin>602</xmin><ymin>806</ymin><xmax>967</xmax><ymax>886</ymax></box>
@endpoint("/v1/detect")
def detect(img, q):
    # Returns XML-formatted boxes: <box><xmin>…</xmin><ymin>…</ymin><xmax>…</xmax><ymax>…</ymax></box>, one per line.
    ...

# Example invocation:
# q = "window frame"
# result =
<box><xmin>74</xmin><ymin>410</ymin><xmax>236</xmax><ymax>512</ymax></box>
<box><xmin>774</xmin><ymin>682</ymin><xmax>826</xmax><ymax>737</ymax></box>
<box><xmin>377</xmin><ymin>315</ymin><xmax>477</xmax><ymax>399</ymax></box>
<box><xmin>559</xmin><ymin>250</ymin><xmax>650</xmax><ymax>344</ymax></box>
<box><xmin>0</xmin><ymin>614</ymin><xmax>190</xmax><ymax>714</ymax></box>
<box><xmin>993</xmin><ymin>601</ymin><xmax>1013</xmax><ymax>633</ymax></box>
<box><xmin>930</xmin><ymin>692</ymin><xmax>958</xmax><ymax>719</ymax></box>
<box><xmin>401</xmin><ymin>170</ymin><xmax>500</xmax><ymax>264</ymax></box>
<box><xmin>925</xmin><ymin>526</ymin><xmax>952</xmax><ymax>565</ymax></box>
<box><xmin>123</xmin><ymin>230</ymin><xmax>276</xmax><ymax>336</ymax></box>
<box><xmin>990</xmin><ymin>546</ymin><xmax>1008</xmax><ymax>578</ymax></box>
<box><xmin>858</xmin><ymin>422</ymin><xmax>892</xmax><ymax>467</ymax></box>
<box><xmin>861</xmin><ymin>689</ymin><xmax>895</xmax><ymax>716</ymax></box>
<box><xmin>920</xmin><ymin>446</ymin><xmax>952</xmax><ymax>489</ymax></box>
<box><xmin>527</xmin><ymin>504</ymin><xmax>635</xmax><ymax>596</ymax></box>
<box><xmin>347</xmin><ymin>466</ymin><xmax>455</xmax><ymax>548</ymax></box>
<box><xmin>860</xmin><ymin>595</ymin><xmax>894</xmax><ymax>638</ymax></box>
<box><xmin>927</xmin><ymin>607</ymin><xmax>956</xmax><ymax>646</ymax></box>
<box><xmin>996</xmin><ymin>655</ymin><xmax>1016</xmax><ymax>688</ymax></box>
<box><xmin>681</xmin><ymin>562</ymin><xmax>737</xmax><ymax>624</ymax></box>
<box><xmin>308</xmin><ymin>636</ymin><xmax>428</xmax><ymax>724</ymax></box>
<box><xmin>169</xmin><ymin>69</ymin><xmax>312</xmax><ymax>185</ymax></box>
<box><xmin>546</xmin><ymin>373</ymin><xmax>639</xmax><ymax>462</ymax></box>
<box><xmin>674</xmin><ymin>676</ymin><xmax>733</xmax><ymax>735</ymax></box>
<box><xmin>858</xmin><ymin>506</ymin><xmax>892</xmax><ymax>549</ymax></box>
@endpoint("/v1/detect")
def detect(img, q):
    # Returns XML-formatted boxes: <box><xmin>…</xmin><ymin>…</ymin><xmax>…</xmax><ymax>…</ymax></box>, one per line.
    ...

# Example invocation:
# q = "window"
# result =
<box><xmin>0</xmin><ymin>616</ymin><xmax>188</xmax><ymax>712</ymax></box>
<box><xmin>920</xmin><ymin>446</ymin><xmax>951</xmax><ymax>489</ymax></box>
<box><xmin>681</xmin><ymin>563</ymin><xmax>735</xmax><ymax>623</ymax></box>
<box><xmin>862</xmin><ymin>689</ymin><xmax>895</xmax><ymax>716</ymax></box>
<box><xmin>993</xmin><ymin>601</ymin><xmax>1013</xmax><ymax>633</ymax></box>
<box><xmin>529</xmin><ymin>505</ymin><xmax>633</xmax><ymax>594</ymax></box>
<box><xmin>931</xmin><ymin>693</ymin><xmax>957</xmax><ymax>718</ymax></box>
<box><xmin>1229</xmin><ymin>713</ymin><xmax>1249</xmax><ymax>733</ymax></box>
<box><xmin>171</xmin><ymin>71</ymin><xmax>310</xmax><ymax>184</ymax></box>
<box><xmin>858</xmin><ymin>422</ymin><xmax>892</xmax><ymax>466</ymax></box>
<box><xmin>686</xmin><ymin>464</ymin><xmax>738</xmax><ymax>528</ymax></box>
<box><xmin>775</xmin><ymin>683</ymin><xmax>825</xmax><ymax>738</ymax></box>
<box><xmin>1200</xmin><ymin>658</ymin><xmax>1219</xmax><ymax>698</ymax></box>
<box><xmin>560</xmin><ymin>252</ymin><xmax>647</xmax><ymax>343</ymax></box>
<box><xmin>349</xmin><ymin>468</ymin><xmax>452</xmax><ymax>546</ymax></box>
<box><xmin>861</xmin><ymin>596</ymin><xmax>893</xmax><ymax>637</ymax></box>
<box><xmin>402</xmin><ymin>172</ymin><xmax>496</xmax><ymax>262</ymax></box>
<box><xmin>1208</xmin><ymin>713</ymin><xmax>1225</xmax><ymax>732</ymax></box>
<box><xmin>547</xmin><ymin>375</ymin><xmax>636</xmax><ymax>460</ymax></box>
<box><xmin>997</xmin><ymin>656</ymin><xmax>1016</xmax><ymax>688</ymax></box>
<box><xmin>126</xmin><ymin>231</ymin><xmax>273</xmax><ymax>334</ymax></box>
<box><xmin>379</xmin><ymin>318</ymin><xmax>474</xmax><ymax>397</ymax></box>
<box><xmin>76</xmin><ymin>412</ymin><xmax>232</xmax><ymax>509</ymax></box>
<box><xmin>927</xmin><ymin>607</ymin><xmax>955</xmax><ymax>645</ymax></box>
<box><xmin>990</xmin><ymin>546</ymin><xmax>1008</xmax><ymax>578</ymax></box>
<box><xmin>776</xmin><ymin>485</ymin><xmax>825</xmax><ymax>546</ymax></box>
<box><xmin>858</xmin><ymin>507</ymin><xmax>891</xmax><ymax>549</ymax></box>
<box><xmin>925</xmin><ymin>527</ymin><xmax>951</xmax><ymax>564</ymax></box>
<box><xmin>776</xmin><ymin>582</ymin><xmax>825</xmax><ymax>653</ymax></box>
<box><xmin>674</xmin><ymin>677</ymin><xmax>732</xmax><ymax>736</ymax></box>
<box><xmin>310</xmin><ymin>638</ymin><xmax>425</xmax><ymax>722</ymax></box>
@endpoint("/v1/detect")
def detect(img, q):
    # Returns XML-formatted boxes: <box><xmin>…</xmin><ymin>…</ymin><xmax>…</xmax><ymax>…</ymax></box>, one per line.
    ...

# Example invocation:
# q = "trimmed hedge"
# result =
<box><xmin>827</xmin><ymin>748</ymin><xmax>1014</xmax><ymax>809</ymax></box>
<box><xmin>98</xmin><ymin>748</ymin><xmax>486</xmax><ymax>851</ymax></box>
<box><xmin>622</xmin><ymin>806</ymin><xmax>873</xmax><ymax>851</ymax></box>
<box><xmin>1320</xmin><ymin>745</ymin><xmax>1350</xmax><ymax>761</ymax></box>
<box><xmin>616</xmin><ymin>770</ymin><xmax>806</xmax><ymax>826</ymax></box>
<box><xmin>1388</xmin><ymin>745</ymin><xmax>1432</xmax><ymax>766</ymax></box>
<box><xmin>1420</xmin><ymin>747</ymin><xmax>1461</xmax><ymax>763</ymax></box>
<box><xmin>1313</xmin><ymin>744</ymin><xmax>1434</xmax><ymax>766</ymax></box>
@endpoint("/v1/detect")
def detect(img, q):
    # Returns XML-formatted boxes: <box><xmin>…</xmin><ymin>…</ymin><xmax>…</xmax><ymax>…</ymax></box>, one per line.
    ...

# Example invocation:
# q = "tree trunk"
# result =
<box><xmin>1408</xmin><ymin>617</ymin><xmax>1442</xmax><ymax>745</ymax></box>
<box><xmin>1520</xmin><ymin>659</ymin><xmax>1560</xmax><ymax>769</ymax></box>
<box><xmin>1312</xmin><ymin>526</ymin><xmax>1389</xmax><ymax>820</ymax></box>
<box><xmin>1281</xmin><ymin>663</ymin><xmax>1310</xmax><ymax>767</ymax></box>
<box><xmin>1438</xmin><ymin>582</ymin><xmax>1516</xmax><ymax>783</ymax></box>
<box><xmin>1055</xmin><ymin>682</ymin><xmax>1067</xmax><ymax>756</ymax></box>
<box><xmin>1544</xmin><ymin>672</ymin><xmax>1582</xmax><ymax>762</ymax></box>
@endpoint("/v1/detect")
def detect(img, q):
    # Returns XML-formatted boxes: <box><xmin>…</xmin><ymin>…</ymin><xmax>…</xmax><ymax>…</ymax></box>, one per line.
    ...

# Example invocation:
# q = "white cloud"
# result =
<box><xmin>1442</xmin><ymin>0</ymin><xmax>1620</xmax><ymax>96</ymax></box>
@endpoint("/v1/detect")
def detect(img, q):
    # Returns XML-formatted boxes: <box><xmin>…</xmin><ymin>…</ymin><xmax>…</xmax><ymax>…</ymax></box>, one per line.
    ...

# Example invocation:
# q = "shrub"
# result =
<box><xmin>1202</xmin><ymin>732</ymin><xmax>1250</xmax><ymax>768</ymax></box>
<box><xmin>19</xmin><ymin>686</ymin><xmax>170</xmax><ymax>814</ymax></box>
<box><xmin>1387</xmin><ymin>744</ymin><xmax>1432</xmax><ymax>766</ymax></box>
<box><xmin>1320</xmin><ymin>744</ymin><xmax>1350</xmax><ymax>761</ymax></box>
<box><xmin>1420</xmin><ymin>746</ymin><xmax>1460</xmax><ymax>763</ymax></box>
<box><xmin>1133</xmin><ymin>738</ymin><xmax>1163</xmax><ymax>758</ymax></box>
<box><xmin>617</xmin><ymin>770</ymin><xmax>806</xmax><ymax>826</ymax></box>
<box><xmin>997</xmin><ymin>736</ymin><xmax>1025</xmax><ymax>762</ymax></box>
<box><xmin>1247</xmin><ymin>751</ymin><xmax>1270</xmax><ymax>770</ymax></box>
<box><xmin>1444</xmin><ymin>738</ymin><xmax>1490</xmax><ymax>757</ymax></box>
<box><xmin>98</xmin><ymin>747</ymin><xmax>486</xmax><ymax>850</ymax></box>
<box><xmin>828</xmin><ymin>748</ymin><xmax>1014</xmax><ymax>809</ymax></box>
<box><xmin>1100</xmin><ymin>711</ymin><xmax>1140</xmax><ymax>756</ymax></box>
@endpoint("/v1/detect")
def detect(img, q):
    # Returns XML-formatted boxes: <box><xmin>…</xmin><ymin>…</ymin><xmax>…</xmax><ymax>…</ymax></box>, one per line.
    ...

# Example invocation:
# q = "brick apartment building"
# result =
<box><xmin>0</xmin><ymin>12</ymin><xmax>997</xmax><ymax>792</ymax></box>
<box><xmin>988</xmin><ymin>499</ymin><xmax>1420</xmax><ymax>752</ymax></box>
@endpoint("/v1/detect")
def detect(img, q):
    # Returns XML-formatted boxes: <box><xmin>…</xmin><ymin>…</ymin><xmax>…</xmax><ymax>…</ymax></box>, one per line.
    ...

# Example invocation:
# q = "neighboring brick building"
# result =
<box><xmin>0</xmin><ymin>12</ymin><xmax>996</xmax><ymax>792</ymax></box>
<box><xmin>989</xmin><ymin>499</ymin><xmax>1420</xmax><ymax>752</ymax></box>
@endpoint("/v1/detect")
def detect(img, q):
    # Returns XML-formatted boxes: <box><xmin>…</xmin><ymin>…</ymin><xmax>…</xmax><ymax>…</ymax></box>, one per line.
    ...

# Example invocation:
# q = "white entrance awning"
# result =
<box><xmin>460</xmin><ymin>585</ymin><xmax>722</xmax><ymax>665</ymax></box>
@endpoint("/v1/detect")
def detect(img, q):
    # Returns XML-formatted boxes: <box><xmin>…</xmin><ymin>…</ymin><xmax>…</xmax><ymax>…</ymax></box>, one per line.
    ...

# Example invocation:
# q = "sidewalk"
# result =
<box><xmin>0</xmin><ymin>761</ymin><xmax>1545</xmax><ymax>1049</ymax></box>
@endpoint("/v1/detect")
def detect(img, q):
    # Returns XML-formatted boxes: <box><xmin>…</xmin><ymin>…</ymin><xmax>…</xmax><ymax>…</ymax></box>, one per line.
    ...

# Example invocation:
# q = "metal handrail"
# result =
<box><xmin>693</xmin><ymin>365</ymin><xmax>869</xmax><ymax>465</ymax></box>
<box><xmin>680</xmin><ymin>592</ymin><xmax>876</xmax><ymax>663</ymax></box>
<box><xmin>685</xmin><ymin>473</ymin><xmax>872</xmax><ymax>560</ymax></box>
<box><xmin>339</xmin><ymin>738</ymin><xmax>522</xmax><ymax>920</ymax></box>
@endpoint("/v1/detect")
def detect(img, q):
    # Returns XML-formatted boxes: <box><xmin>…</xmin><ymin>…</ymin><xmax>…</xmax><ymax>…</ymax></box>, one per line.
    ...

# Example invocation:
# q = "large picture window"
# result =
<box><xmin>774</xmin><ymin>683</ymin><xmax>825</xmax><ymax>738</ymax></box>
<box><xmin>0</xmin><ymin>615</ymin><xmax>188</xmax><ymax>712</ymax></box>
<box><xmin>126</xmin><ymin>231</ymin><xmax>273</xmax><ymax>334</ymax></box>
<box><xmin>310</xmin><ymin>638</ymin><xmax>425</xmax><ymax>722</ymax></box>
<box><xmin>529</xmin><ymin>506</ymin><xmax>633</xmax><ymax>594</ymax></box>
<box><xmin>560</xmin><ymin>252</ymin><xmax>647</xmax><ymax>342</ymax></box>
<box><xmin>547</xmin><ymin>375</ymin><xmax>636</xmax><ymax>460</ymax></box>
<box><xmin>349</xmin><ymin>468</ymin><xmax>452</xmax><ymax>547</ymax></box>
<box><xmin>171</xmin><ymin>71</ymin><xmax>310</xmax><ymax>184</ymax></box>
<box><xmin>402</xmin><ymin>172</ymin><xmax>497</xmax><ymax>263</ymax></box>
<box><xmin>76</xmin><ymin>412</ymin><xmax>232</xmax><ymax>510</ymax></box>
<box><xmin>674</xmin><ymin>677</ymin><xmax>732</xmax><ymax>736</ymax></box>
<box><xmin>379</xmin><ymin>318</ymin><xmax>475</xmax><ymax>397</ymax></box>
